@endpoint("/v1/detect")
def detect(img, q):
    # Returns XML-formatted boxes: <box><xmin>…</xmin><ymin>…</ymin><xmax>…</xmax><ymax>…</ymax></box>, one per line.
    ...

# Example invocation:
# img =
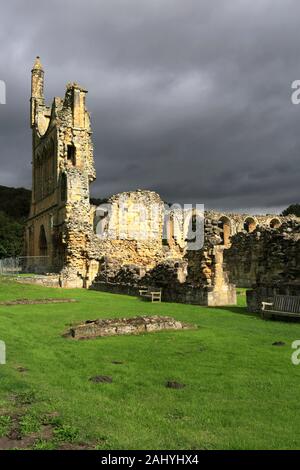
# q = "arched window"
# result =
<box><xmin>244</xmin><ymin>217</ymin><xmax>257</xmax><ymax>233</ymax></box>
<box><xmin>163</xmin><ymin>213</ymin><xmax>175</xmax><ymax>246</ymax></box>
<box><xmin>67</xmin><ymin>145</ymin><xmax>76</xmax><ymax>166</ymax></box>
<box><xmin>94</xmin><ymin>206</ymin><xmax>109</xmax><ymax>238</ymax></box>
<box><xmin>39</xmin><ymin>225</ymin><xmax>48</xmax><ymax>257</ymax></box>
<box><xmin>270</xmin><ymin>218</ymin><xmax>281</xmax><ymax>229</ymax></box>
<box><xmin>28</xmin><ymin>226</ymin><xmax>34</xmax><ymax>256</ymax></box>
<box><xmin>218</xmin><ymin>216</ymin><xmax>231</xmax><ymax>246</ymax></box>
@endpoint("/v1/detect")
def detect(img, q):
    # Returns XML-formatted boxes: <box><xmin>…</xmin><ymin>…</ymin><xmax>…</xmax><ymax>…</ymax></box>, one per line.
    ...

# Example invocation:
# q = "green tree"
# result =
<box><xmin>0</xmin><ymin>185</ymin><xmax>31</xmax><ymax>221</ymax></box>
<box><xmin>281</xmin><ymin>204</ymin><xmax>300</xmax><ymax>217</ymax></box>
<box><xmin>0</xmin><ymin>211</ymin><xmax>24</xmax><ymax>258</ymax></box>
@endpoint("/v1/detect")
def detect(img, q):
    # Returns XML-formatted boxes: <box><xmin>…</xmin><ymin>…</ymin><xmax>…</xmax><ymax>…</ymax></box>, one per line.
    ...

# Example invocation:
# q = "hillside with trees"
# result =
<box><xmin>0</xmin><ymin>186</ymin><xmax>31</xmax><ymax>258</ymax></box>
<box><xmin>0</xmin><ymin>186</ymin><xmax>109</xmax><ymax>259</ymax></box>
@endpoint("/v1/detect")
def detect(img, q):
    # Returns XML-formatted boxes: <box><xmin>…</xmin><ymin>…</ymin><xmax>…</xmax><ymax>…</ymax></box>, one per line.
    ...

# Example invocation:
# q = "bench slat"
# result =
<box><xmin>263</xmin><ymin>295</ymin><xmax>300</xmax><ymax>318</ymax></box>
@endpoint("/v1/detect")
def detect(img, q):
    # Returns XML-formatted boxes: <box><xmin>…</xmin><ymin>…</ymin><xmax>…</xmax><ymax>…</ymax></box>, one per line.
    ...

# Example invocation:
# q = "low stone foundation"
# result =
<box><xmin>90</xmin><ymin>281</ymin><xmax>140</xmax><ymax>297</ymax></box>
<box><xmin>91</xmin><ymin>281</ymin><xmax>236</xmax><ymax>306</ymax></box>
<box><xmin>13</xmin><ymin>275</ymin><xmax>61</xmax><ymax>288</ymax></box>
<box><xmin>65</xmin><ymin>315</ymin><xmax>194</xmax><ymax>340</ymax></box>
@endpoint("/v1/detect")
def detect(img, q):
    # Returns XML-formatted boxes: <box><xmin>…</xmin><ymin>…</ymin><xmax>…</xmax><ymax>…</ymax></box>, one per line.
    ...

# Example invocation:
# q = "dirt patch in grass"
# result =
<box><xmin>89</xmin><ymin>375</ymin><xmax>113</xmax><ymax>384</ymax></box>
<box><xmin>0</xmin><ymin>435</ymin><xmax>33</xmax><ymax>450</ymax></box>
<box><xmin>166</xmin><ymin>381</ymin><xmax>186</xmax><ymax>389</ymax></box>
<box><xmin>0</xmin><ymin>411</ymin><xmax>94</xmax><ymax>450</ymax></box>
<box><xmin>16</xmin><ymin>366</ymin><xmax>29</xmax><ymax>373</ymax></box>
<box><xmin>0</xmin><ymin>413</ymin><xmax>54</xmax><ymax>450</ymax></box>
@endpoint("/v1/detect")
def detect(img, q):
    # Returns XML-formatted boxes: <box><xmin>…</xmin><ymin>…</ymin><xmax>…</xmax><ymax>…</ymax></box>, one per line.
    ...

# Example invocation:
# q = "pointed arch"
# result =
<box><xmin>244</xmin><ymin>217</ymin><xmax>257</xmax><ymax>233</ymax></box>
<box><xmin>39</xmin><ymin>225</ymin><xmax>48</xmax><ymax>257</ymax></box>
<box><xmin>269</xmin><ymin>218</ymin><xmax>281</xmax><ymax>229</ymax></box>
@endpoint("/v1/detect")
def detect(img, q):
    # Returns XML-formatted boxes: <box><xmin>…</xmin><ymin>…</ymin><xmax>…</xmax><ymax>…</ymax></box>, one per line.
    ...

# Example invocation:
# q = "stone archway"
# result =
<box><xmin>269</xmin><ymin>218</ymin><xmax>281</xmax><ymax>229</ymax></box>
<box><xmin>244</xmin><ymin>217</ymin><xmax>257</xmax><ymax>233</ymax></box>
<box><xmin>164</xmin><ymin>214</ymin><xmax>175</xmax><ymax>246</ymax></box>
<box><xmin>39</xmin><ymin>225</ymin><xmax>48</xmax><ymax>257</ymax></box>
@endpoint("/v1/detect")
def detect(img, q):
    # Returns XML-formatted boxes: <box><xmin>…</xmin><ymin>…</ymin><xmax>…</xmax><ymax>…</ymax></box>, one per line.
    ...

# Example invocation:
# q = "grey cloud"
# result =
<box><xmin>0</xmin><ymin>0</ymin><xmax>300</xmax><ymax>213</ymax></box>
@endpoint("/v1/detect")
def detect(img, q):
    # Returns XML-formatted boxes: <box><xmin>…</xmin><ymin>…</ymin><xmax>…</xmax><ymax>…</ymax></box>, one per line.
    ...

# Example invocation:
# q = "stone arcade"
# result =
<box><xmin>25</xmin><ymin>58</ymin><xmax>298</xmax><ymax>307</ymax></box>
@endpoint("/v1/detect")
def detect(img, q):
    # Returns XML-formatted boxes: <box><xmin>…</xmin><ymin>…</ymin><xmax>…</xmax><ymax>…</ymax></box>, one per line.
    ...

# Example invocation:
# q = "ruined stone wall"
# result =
<box><xmin>224</xmin><ymin>216</ymin><xmax>300</xmax><ymax>287</ymax></box>
<box><xmin>224</xmin><ymin>217</ymin><xmax>300</xmax><ymax>313</ymax></box>
<box><xmin>27</xmin><ymin>59</ymin><xmax>293</xmax><ymax>307</ymax></box>
<box><xmin>90</xmin><ymin>211</ymin><xmax>236</xmax><ymax>306</ymax></box>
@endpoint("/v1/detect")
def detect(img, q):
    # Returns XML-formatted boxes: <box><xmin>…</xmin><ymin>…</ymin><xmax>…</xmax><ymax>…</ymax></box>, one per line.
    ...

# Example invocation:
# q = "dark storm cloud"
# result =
<box><xmin>0</xmin><ymin>0</ymin><xmax>300</xmax><ymax>212</ymax></box>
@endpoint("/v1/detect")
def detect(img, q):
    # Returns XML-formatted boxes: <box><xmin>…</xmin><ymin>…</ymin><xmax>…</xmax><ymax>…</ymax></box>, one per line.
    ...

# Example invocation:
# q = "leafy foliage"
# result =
<box><xmin>0</xmin><ymin>186</ymin><xmax>31</xmax><ymax>259</ymax></box>
<box><xmin>0</xmin><ymin>415</ymin><xmax>11</xmax><ymax>437</ymax></box>
<box><xmin>0</xmin><ymin>185</ymin><xmax>109</xmax><ymax>259</ymax></box>
<box><xmin>0</xmin><ymin>211</ymin><xmax>24</xmax><ymax>258</ymax></box>
<box><xmin>282</xmin><ymin>204</ymin><xmax>300</xmax><ymax>217</ymax></box>
<box><xmin>0</xmin><ymin>185</ymin><xmax>31</xmax><ymax>222</ymax></box>
<box><xmin>19</xmin><ymin>414</ymin><xmax>41</xmax><ymax>436</ymax></box>
<box><xmin>53</xmin><ymin>424</ymin><xmax>79</xmax><ymax>442</ymax></box>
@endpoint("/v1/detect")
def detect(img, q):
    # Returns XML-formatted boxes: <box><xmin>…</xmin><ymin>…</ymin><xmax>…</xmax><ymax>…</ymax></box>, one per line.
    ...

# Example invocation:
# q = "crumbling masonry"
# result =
<box><xmin>25</xmin><ymin>58</ymin><xmax>298</xmax><ymax>307</ymax></box>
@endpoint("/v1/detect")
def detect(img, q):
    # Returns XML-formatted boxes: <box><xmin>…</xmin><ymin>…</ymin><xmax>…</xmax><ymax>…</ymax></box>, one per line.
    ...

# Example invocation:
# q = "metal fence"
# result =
<box><xmin>0</xmin><ymin>256</ymin><xmax>50</xmax><ymax>275</ymax></box>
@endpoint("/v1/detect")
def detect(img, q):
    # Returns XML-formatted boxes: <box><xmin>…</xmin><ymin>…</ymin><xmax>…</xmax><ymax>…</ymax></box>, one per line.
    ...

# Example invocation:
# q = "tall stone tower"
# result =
<box><xmin>25</xmin><ymin>57</ymin><xmax>96</xmax><ymax>285</ymax></box>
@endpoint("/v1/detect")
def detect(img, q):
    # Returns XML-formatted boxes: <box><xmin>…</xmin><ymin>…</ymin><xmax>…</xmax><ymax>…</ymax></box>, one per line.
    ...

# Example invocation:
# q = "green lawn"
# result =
<box><xmin>0</xmin><ymin>277</ymin><xmax>300</xmax><ymax>449</ymax></box>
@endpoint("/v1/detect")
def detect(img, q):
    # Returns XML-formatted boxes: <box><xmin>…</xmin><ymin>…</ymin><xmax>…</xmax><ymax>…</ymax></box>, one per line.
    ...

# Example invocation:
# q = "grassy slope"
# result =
<box><xmin>0</xmin><ymin>279</ymin><xmax>300</xmax><ymax>449</ymax></box>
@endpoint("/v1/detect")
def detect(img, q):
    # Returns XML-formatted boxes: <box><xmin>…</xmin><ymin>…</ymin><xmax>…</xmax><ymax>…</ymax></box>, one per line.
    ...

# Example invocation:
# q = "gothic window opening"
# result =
<box><xmin>163</xmin><ymin>214</ymin><xmax>174</xmax><ymax>246</ymax></box>
<box><xmin>218</xmin><ymin>216</ymin><xmax>231</xmax><ymax>246</ymax></box>
<box><xmin>94</xmin><ymin>208</ymin><xmax>109</xmax><ymax>238</ymax></box>
<box><xmin>67</xmin><ymin>145</ymin><xmax>76</xmax><ymax>165</ymax></box>
<box><xmin>39</xmin><ymin>225</ymin><xmax>48</xmax><ymax>257</ymax></box>
<box><xmin>244</xmin><ymin>217</ymin><xmax>257</xmax><ymax>233</ymax></box>
<box><xmin>270</xmin><ymin>218</ymin><xmax>281</xmax><ymax>229</ymax></box>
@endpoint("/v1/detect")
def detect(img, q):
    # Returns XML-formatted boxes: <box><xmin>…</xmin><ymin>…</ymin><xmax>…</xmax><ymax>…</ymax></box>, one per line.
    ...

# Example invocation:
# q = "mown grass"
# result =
<box><xmin>0</xmin><ymin>277</ymin><xmax>300</xmax><ymax>449</ymax></box>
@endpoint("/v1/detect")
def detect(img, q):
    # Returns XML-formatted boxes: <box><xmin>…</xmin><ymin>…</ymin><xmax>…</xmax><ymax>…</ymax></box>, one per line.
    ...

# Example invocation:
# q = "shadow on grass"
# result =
<box><xmin>212</xmin><ymin>305</ymin><xmax>261</xmax><ymax>319</ymax></box>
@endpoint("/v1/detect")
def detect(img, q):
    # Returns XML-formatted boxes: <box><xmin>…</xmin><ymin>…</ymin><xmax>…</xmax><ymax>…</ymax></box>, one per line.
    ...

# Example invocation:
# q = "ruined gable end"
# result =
<box><xmin>25</xmin><ymin>58</ymin><xmax>96</xmax><ymax>281</ymax></box>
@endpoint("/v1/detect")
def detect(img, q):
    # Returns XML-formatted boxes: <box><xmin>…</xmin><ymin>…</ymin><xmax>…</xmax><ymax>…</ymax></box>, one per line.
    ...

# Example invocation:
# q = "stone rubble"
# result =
<box><xmin>66</xmin><ymin>315</ymin><xmax>195</xmax><ymax>340</ymax></box>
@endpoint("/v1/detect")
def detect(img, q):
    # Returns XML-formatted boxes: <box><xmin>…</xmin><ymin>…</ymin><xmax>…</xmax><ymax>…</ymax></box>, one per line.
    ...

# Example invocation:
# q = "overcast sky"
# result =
<box><xmin>0</xmin><ymin>0</ymin><xmax>300</xmax><ymax>213</ymax></box>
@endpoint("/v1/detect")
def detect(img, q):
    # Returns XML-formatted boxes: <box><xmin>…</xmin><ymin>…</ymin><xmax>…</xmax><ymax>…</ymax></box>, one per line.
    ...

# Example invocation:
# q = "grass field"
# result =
<box><xmin>0</xmin><ymin>278</ymin><xmax>300</xmax><ymax>449</ymax></box>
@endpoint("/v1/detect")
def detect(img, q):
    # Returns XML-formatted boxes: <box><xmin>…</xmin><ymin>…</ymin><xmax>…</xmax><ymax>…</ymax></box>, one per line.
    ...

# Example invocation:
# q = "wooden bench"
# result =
<box><xmin>262</xmin><ymin>295</ymin><xmax>300</xmax><ymax>319</ymax></box>
<box><xmin>139</xmin><ymin>288</ymin><xmax>162</xmax><ymax>303</ymax></box>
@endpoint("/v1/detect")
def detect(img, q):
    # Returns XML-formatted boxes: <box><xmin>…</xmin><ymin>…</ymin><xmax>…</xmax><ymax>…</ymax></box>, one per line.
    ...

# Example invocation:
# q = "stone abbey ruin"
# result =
<box><xmin>25</xmin><ymin>57</ymin><xmax>300</xmax><ymax>310</ymax></box>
